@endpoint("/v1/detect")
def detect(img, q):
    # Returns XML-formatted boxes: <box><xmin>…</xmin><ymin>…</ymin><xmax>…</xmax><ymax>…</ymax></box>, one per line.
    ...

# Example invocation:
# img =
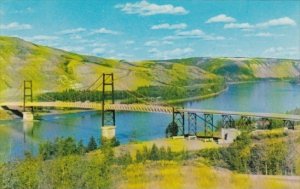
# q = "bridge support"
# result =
<box><xmin>101</xmin><ymin>73</ymin><xmax>116</xmax><ymax>140</ymax></box>
<box><xmin>188</xmin><ymin>113</ymin><xmax>197</xmax><ymax>136</ymax></box>
<box><xmin>23</xmin><ymin>80</ymin><xmax>34</xmax><ymax>121</ymax></box>
<box><xmin>283</xmin><ymin>120</ymin><xmax>295</xmax><ymax>130</ymax></box>
<box><xmin>219</xmin><ymin>128</ymin><xmax>241</xmax><ymax>144</ymax></box>
<box><xmin>23</xmin><ymin>112</ymin><xmax>34</xmax><ymax>121</ymax></box>
<box><xmin>203</xmin><ymin>114</ymin><xmax>214</xmax><ymax>137</ymax></box>
<box><xmin>172</xmin><ymin>108</ymin><xmax>185</xmax><ymax>136</ymax></box>
<box><xmin>222</xmin><ymin>115</ymin><xmax>235</xmax><ymax>128</ymax></box>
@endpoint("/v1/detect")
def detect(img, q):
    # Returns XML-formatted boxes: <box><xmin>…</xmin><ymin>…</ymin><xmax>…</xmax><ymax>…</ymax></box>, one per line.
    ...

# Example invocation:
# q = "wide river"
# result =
<box><xmin>1</xmin><ymin>81</ymin><xmax>300</xmax><ymax>161</ymax></box>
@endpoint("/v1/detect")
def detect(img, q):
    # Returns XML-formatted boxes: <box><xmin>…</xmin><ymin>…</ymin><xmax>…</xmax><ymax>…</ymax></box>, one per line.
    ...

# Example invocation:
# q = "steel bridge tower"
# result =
<box><xmin>23</xmin><ymin>80</ymin><xmax>34</xmax><ymax>121</ymax></box>
<box><xmin>101</xmin><ymin>73</ymin><xmax>116</xmax><ymax>140</ymax></box>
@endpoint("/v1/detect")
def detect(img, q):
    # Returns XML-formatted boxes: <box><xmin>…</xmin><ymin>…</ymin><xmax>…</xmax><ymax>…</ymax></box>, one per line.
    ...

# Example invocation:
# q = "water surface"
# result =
<box><xmin>1</xmin><ymin>81</ymin><xmax>300</xmax><ymax>161</ymax></box>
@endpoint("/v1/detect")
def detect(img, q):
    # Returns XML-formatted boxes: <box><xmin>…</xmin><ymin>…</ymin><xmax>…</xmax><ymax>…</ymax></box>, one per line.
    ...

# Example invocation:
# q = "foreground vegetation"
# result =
<box><xmin>1</xmin><ymin>128</ymin><xmax>300</xmax><ymax>189</ymax></box>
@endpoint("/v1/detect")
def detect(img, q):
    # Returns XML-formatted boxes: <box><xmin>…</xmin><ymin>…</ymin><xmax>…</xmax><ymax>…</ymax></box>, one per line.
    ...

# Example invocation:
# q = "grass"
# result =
<box><xmin>251</xmin><ymin>128</ymin><xmax>288</xmax><ymax>140</ymax></box>
<box><xmin>115</xmin><ymin>160</ymin><xmax>299</xmax><ymax>189</ymax></box>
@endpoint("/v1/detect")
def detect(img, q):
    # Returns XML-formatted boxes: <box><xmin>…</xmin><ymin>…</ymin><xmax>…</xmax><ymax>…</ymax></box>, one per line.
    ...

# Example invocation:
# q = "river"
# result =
<box><xmin>1</xmin><ymin>81</ymin><xmax>300</xmax><ymax>161</ymax></box>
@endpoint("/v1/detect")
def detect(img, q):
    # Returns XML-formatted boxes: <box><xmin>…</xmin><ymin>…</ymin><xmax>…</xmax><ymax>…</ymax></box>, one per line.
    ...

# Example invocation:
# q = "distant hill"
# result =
<box><xmin>0</xmin><ymin>36</ymin><xmax>299</xmax><ymax>100</ymax></box>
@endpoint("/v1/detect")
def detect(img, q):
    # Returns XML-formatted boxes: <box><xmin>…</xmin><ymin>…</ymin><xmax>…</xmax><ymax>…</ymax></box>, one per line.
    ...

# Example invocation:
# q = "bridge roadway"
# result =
<box><xmin>1</xmin><ymin>101</ymin><xmax>300</xmax><ymax>121</ymax></box>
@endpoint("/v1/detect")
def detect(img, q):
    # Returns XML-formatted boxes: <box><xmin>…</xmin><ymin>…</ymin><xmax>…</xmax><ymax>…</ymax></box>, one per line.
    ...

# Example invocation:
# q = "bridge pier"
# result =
<box><xmin>219</xmin><ymin>128</ymin><xmax>241</xmax><ymax>144</ymax></box>
<box><xmin>23</xmin><ymin>112</ymin><xmax>34</xmax><ymax>121</ymax></box>
<box><xmin>101</xmin><ymin>125</ymin><xmax>116</xmax><ymax>140</ymax></box>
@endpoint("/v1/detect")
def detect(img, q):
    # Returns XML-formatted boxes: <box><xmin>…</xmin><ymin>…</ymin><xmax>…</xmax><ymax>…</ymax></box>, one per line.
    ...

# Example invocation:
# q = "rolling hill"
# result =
<box><xmin>0</xmin><ymin>36</ymin><xmax>299</xmax><ymax>101</ymax></box>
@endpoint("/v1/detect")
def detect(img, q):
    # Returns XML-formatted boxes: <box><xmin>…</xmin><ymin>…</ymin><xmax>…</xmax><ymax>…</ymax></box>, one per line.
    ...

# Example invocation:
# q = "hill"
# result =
<box><xmin>0</xmin><ymin>36</ymin><xmax>299</xmax><ymax>101</ymax></box>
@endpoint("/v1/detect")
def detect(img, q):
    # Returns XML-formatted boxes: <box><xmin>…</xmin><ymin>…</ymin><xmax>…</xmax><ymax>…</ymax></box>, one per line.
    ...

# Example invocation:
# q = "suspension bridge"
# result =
<box><xmin>1</xmin><ymin>73</ymin><xmax>299</xmax><ymax>141</ymax></box>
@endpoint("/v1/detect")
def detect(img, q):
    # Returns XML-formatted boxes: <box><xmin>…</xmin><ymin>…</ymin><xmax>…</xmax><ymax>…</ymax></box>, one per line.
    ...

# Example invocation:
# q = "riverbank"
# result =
<box><xmin>165</xmin><ymin>86</ymin><xmax>228</xmax><ymax>104</ymax></box>
<box><xmin>0</xmin><ymin>107</ymin><xmax>15</xmax><ymax>120</ymax></box>
<box><xmin>36</xmin><ymin>109</ymin><xmax>98</xmax><ymax>118</ymax></box>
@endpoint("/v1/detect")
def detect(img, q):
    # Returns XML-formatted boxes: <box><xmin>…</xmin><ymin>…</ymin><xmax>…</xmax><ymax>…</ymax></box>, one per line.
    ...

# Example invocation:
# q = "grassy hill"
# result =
<box><xmin>0</xmin><ymin>36</ymin><xmax>299</xmax><ymax>101</ymax></box>
<box><xmin>163</xmin><ymin>57</ymin><xmax>300</xmax><ymax>81</ymax></box>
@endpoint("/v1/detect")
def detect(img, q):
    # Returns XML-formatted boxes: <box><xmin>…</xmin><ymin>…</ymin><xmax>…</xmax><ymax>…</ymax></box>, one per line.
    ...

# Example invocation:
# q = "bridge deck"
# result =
<box><xmin>1</xmin><ymin>101</ymin><xmax>300</xmax><ymax>121</ymax></box>
<box><xmin>180</xmin><ymin>109</ymin><xmax>300</xmax><ymax>121</ymax></box>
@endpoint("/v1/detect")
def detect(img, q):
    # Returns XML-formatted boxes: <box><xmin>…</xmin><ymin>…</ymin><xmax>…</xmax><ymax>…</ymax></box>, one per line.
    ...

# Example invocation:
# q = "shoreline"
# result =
<box><xmin>165</xmin><ymin>86</ymin><xmax>229</xmax><ymax>104</ymax></box>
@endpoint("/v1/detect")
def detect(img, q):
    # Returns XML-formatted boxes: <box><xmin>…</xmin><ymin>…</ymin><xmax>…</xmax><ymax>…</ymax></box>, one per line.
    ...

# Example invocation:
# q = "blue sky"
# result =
<box><xmin>0</xmin><ymin>0</ymin><xmax>299</xmax><ymax>60</ymax></box>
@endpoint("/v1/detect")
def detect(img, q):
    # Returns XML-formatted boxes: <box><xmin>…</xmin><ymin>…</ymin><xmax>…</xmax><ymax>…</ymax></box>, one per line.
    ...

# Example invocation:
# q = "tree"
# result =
<box><xmin>149</xmin><ymin>144</ymin><xmax>159</xmax><ymax>160</ymax></box>
<box><xmin>77</xmin><ymin>140</ymin><xmax>86</xmax><ymax>155</ymax></box>
<box><xmin>165</xmin><ymin>121</ymin><xmax>178</xmax><ymax>137</ymax></box>
<box><xmin>87</xmin><ymin>136</ymin><xmax>98</xmax><ymax>152</ymax></box>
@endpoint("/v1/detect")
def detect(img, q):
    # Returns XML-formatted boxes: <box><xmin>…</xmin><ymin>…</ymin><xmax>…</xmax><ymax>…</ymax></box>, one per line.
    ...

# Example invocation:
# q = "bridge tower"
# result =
<box><xmin>23</xmin><ymin>80</ymin><xmax>34</xmax><ymax>121</ymax></box>
<box><xmin>101</xmin><ymin>73</ymin><xmax>116</xmax><ymax>140</ymax></box>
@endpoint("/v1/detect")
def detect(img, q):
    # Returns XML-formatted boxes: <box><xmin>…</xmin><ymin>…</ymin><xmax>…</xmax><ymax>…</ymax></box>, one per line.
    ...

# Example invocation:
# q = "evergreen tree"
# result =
<box><xmin>77</xmin><ymin>140</ymin><xmax>86</xmax><ymax>155</ymax></box>
<box><xmin>149</xmin><ymin>144</ymin><xmax>159</xmax><ymax>161</ymax></box>
<box><xmin>87</xmin><ymin>136</ymin><xmax>98</xmax><ymax>152</ymax></box>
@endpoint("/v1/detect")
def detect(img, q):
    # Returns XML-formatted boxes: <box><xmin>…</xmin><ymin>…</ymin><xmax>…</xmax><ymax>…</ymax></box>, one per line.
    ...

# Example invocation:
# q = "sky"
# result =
<box><xmin>0</xmin><ymin>0</ymin><xmax>299</xmax><ymax>60</ymax></box>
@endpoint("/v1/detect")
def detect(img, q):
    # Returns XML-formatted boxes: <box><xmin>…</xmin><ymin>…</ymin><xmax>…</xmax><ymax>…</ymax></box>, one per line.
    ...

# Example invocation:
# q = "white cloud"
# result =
<box><xmin>149</xmin><ymin>47</ymin><xmax>194</xmax><ymax>59</ymax></box>
<box><xmin>225</xmin><ymin>17</ymin><xmax>296</xmax><ymax>30</ymax></box>
<box><xmin>58</xmin><ymin>28</ymin><xmax>86</xmax><ymax>35</ymax></box>
<box><xmin>70</xmin><ymin>35</ymin><xmax>82</xmax><ymax>40</ymax></box>
<box><xmin>257</xmin><ymin>17</ymin><xmax>296</xmax><ymax>28</ymax></box>
<box><xmin>59</xmin><ymin>46</ymin><xmax>85</xmax><ymax>53</ymax></box>
<box><xmin>262</xmin><ymin>47</ymin><xmax>300</xmax><ymax>59</ymax></box>
<box><xmin>151</xmin><ymin>23</ymin><xmax>187</xmax><ymax>30</ymax></box>
<box><xmin>90</xmin><ymin>28</ymin><xmax>120</xmax><ymax>35</ymax></box>
<box><xmin>115</xmin><ymin>0</ymin><xmax>188</xmax><ymax>16</ymax></box>
<box><xmin>173</xmin><ymin>29</ymin><xmax>225</xmax><ymax>41</ymax></box>
<box><xmin>29</xmin><ymin>35</ymin><xmax>58</xmax><ymax>41</ymax></box>
<box><xmin>224</xmin><ymin>23</ymin><xmax>253</xmax><ymax>29</ymax></box>
<box><xmin>124</xmin><ymin>40</ymin><xmax>135</xmax><ymax>44</ymax></box>
<box><xmin>144</xmin><ymin>40</ymin><xmax>173</xmax><ymax>46</ymax></box>
<box><xmin>13</xmin><ymin>7</ymin><xmax>34</xmax><ymax>14</ymax></box>
<box><xmin>244</xmin><ymin>32</ymin><xmax>284</xmax><ymax>37</ymax></box>
<box><xmin>176</xmin><ymin>29</ymin><xmax>205</xmax><ymax>37</ymax></box>
<box><xmin>206</xmin><ymin>14</ymin><xmax>236</xmax><ymax>23</ymax></box>
<box><xmin>92</xmin><ymin>48</ymin><xmax>105</xmax><ymax>55</ymax></box>
<box><xmin>89</xmin><ymin>42</ymin><xmax>107</xmax><ymax>47</ymax></box>
<box><xmin>0</xmin><ymin>22</ymin><xmax>32</xmax><ymax>30</ymax></box>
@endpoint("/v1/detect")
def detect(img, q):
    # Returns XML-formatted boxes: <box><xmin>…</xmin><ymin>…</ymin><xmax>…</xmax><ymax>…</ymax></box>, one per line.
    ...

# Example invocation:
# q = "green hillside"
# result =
<box><xmin>0</xmin><ymin>36</ymin><xmax>299</xmax><ymax>101</ymax></box>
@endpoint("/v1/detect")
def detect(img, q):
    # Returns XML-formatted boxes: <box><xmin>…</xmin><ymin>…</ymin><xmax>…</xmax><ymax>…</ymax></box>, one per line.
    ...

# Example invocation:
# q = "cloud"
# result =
<box><xmin>257</xmin><ymin>17</ymin><xmax>296</xmax><ymax>28</ymax></box>
<box><xmin>59</xmin><ymin>46</ymin><xmax>85</xmax><ymax>53</ymax></box>
<box><xmin>90</xmin><ymin>28</ymin><xmax>120</xmax><ymax>35</ymax></box>
<box><xmin>151</xmin><ymin>23</ymin><xmax>187</xmax><ymax>30</ymax></box>
<box><xmin>262</xmin><ymin>47</ymin><xmax>299</xmax><ymax>59</ymax></box>
<box><xmin>13</xmin><ymin>7</ymin><xmax>34</xmax><ymax>14</ymax></box>
<box><xmin>92</xmin><ymin>48</ymin><xmax>106</xmax><ymax>55</ymax></box>
<box><xmin>206</xmin><ymin>14</ymin><xmax>236</xmax><ymax>23</ymax></box>
<box><xmin>124</xmin><ymin>40</ymin><xmax>135</xmax><ymax>45</ymax></box>
<box><xmin>172</xmin><ymin>29</ymin><xmax>225</xmax><ymax>40</ymax></box>
<box><xmin>149</xmin><ymin>47</ymin><xmax>194</xmax><ymax>59</ymax></box>
<box><xmin>244</xmin><ymin>32</ymin><xmax>284</xmax><ymax>37</ymax></box>
<box><xmin>224</xmin><ymin>23</ymin><xmax>253</xmax><ymax>29</ymax></box>
<box><xmin>69</xmin><ymin>35</ymin><xmax>82</xmax><ymax>40</ymax></box>
<box><xmin>89</xmin><ymin>42</ymin><xmax>107</xmax><ymax>47</ymax></box>
<box><xmin>29</xmin><ymin>35</ymin><xmax>58</xmax><ymax>41</ymax></box>
<box><xmin>115</xmin><ymin>0</ymin><xmax>188</xmax><ymax>16</ymax></box>
<box><xmin>0</xmin><ymin>22</ymin><xmax>32</xmax><ymax>30</ymax></box>
<box><xmin>58</xmin><ymin>28</ymin><xmax>86</xmax><ymax>35</ymax></box>
<box><xmin>144</xmin><ymin>40</ymin><xmax>173</xmax><ymax>46</ymax></box>
<box><xmin>225</xmin><ymin>17</ymin><xmax>296</xmax><ymax>30</ymax></box>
